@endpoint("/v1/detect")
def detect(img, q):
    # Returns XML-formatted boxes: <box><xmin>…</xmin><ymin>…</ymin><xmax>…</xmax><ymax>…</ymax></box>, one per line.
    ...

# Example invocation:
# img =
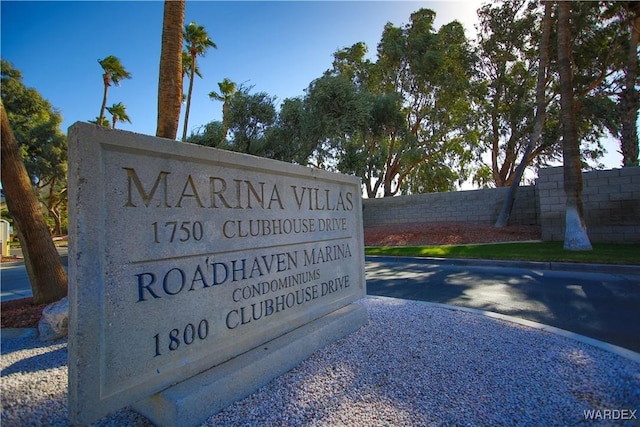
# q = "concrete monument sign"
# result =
<box><xmin>67</xmin><ymin>122</ymin><xmax>367</xmax><ymax>425</ymax></box>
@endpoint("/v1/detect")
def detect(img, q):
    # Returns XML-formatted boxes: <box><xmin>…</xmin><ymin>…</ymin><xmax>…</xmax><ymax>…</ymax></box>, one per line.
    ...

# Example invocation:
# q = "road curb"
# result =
<box><xmin>367</xmin><ymin>295</ymin><xmax>640</xmax><ymax>364</ymax></box>
<box><xmin>1</xmin><ymin>255</ymin><xmax>68</xmax><ymax>269</ymax></box>
<box><xmin>0</xmin><ymin>328</ymin><xmax>37</xmax><ymax>340</ymax></box>
<box><xmin>0</xmin><ymin>260</ymin><xmax>26</xmax><ymax>268</ymax></box>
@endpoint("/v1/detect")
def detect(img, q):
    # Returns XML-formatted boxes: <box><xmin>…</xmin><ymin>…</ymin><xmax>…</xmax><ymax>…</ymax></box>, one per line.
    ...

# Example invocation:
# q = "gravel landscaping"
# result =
<box><xmin>2</xmin><ymin>297</ymin><xmax>638</xmax><ymax>426</ymax></box>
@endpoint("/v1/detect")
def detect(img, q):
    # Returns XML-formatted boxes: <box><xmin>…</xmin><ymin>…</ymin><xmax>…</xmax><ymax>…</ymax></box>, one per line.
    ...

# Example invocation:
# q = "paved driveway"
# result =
<box><xmin>366</xmin><ymin>256</ymin><xmax>640</xmax><ymax>353</ymax></box>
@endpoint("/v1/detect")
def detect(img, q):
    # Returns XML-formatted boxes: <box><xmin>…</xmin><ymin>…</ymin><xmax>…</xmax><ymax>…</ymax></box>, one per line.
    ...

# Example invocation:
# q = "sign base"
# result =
<box><xmin>132</xmin><ymin>303</ymin><xmax>367</xmax><ymax>427</ymax></box>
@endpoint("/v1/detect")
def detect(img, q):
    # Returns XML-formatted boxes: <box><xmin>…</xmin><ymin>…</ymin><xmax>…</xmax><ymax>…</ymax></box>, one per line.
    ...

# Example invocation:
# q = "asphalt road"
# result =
<box><xmin>366</xmin><ymin>256</ymin><xmax>640</xmax><ymax>353</ymax></box>
<box><xmin>2</xmin><ymin>254</ymin><xmax>639</xmax><ymax>353</ymax></box>
<box><xmin>0</xmin><ymin>248</ymin><xmax>67</xmax><ymax>302</ymax></box>
<box><xmin>0</xmin><ymin>262</ymin><xmax>39</xmax><ymax>301</ymax></box>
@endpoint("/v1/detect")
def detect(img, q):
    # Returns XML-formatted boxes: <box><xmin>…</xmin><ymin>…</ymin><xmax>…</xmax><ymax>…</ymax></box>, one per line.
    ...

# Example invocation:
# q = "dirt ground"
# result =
<box><xmin>364</xmin><ymin>222</ymin><xmax>541</xmax><ymax>246</ymax></box>
<box><xmin>1</xmin><ymin>222</ymin><xmax>541</xmax><ymax>329</ymax></box>
<box><xmin>1</xmin><ymin>297</ymin><xmax>49</xmax><ymax>329</ymax></box>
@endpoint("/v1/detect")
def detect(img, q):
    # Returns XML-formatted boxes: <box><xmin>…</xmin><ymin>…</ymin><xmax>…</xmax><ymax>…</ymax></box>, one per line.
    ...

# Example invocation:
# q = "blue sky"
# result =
<box><xmin>1</xmin><ymin>1</ymin><xmax>482</xmax><ymax>137</ymax></box>
<box><xmin>1</xmin><ymin>0</ymin><xmax>624</xmax><ymax>171</ymax></box>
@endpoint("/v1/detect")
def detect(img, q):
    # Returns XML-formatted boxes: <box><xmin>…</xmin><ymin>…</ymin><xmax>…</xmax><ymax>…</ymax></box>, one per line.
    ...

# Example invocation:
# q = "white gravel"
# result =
<box><xmin>2</xmin><ymin>297</ymin><xmax>639</xmax><ymax>426</ymax></box>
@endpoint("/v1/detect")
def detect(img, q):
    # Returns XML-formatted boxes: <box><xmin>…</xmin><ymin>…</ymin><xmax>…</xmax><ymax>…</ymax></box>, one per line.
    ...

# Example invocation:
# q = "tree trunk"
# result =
<box><xmin>557</xmin><ymin>1</ymin><xmax>592</xmax><ymax>251</ymax></box>
<box><xmin>182</xmin><ymin>53</ymin><xmax>196</xmax><ymax>141</ymax></box>
<box><xmin>1</xmin><ymin>101</ymin><xmax>68</xmax><ymax>304</ymax></box>
<box><xmin>222</xmin><ymin>101</ymin><xmax>230</xmax><ymax>139</ymax></box>
<box><xmin>621</xmin><ymin>1</ymin><xmax>640</xmax><ymax>166</ymax></box>
<box><xmin>156</xmin><ymin>0</ymin><xmax>185</xmax><ymax>140</ymax></box>
<box><xmin>46</xmin><ymin>176</ymin><xmax>64</xmax><ymax>236</ymax></box>
<box><xmin>49</xmin><ymin>208</ymin><xmax>62</xmax><ymax>236</ymax></box>
<box><xmin>383</xmin><ymin>175</ymin><xmax>392</xmax><ymax>197</ymax></box>
<box><xmin>495</xmin><ymin>1</ymin><xmax>553</xmax><ymax>228</ymax></box>
<box><xmin>98</xmin><ymin>74</ymin><xmax>110</xmax><ymax>126</ymax></box>
<box><xmin>53</xmin><ymin>189</ymin><xmax>67</xmax><ymax>236</ymax></box>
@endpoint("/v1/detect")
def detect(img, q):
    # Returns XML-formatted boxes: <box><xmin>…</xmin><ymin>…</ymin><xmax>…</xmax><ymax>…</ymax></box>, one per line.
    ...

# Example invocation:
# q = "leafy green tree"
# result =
<box><xmin>474</xmin><ymin>1</ymin><xmax>630</xmax><ymax>188</ymax></box>
<box><xmin>474</xmin><ymin>0</ymin><xmax>548</xmax><ymax>188</ymax></box>
<box><xmin>1</xmin><ymin>59</ymin><xmax>68</xmax><ymax>235</ymax></box>
<box><xmin>156</xmin><ymin>0</ymin><xmax>184</xmax><ymax>140</ymax></box>
<box><xmin>262</xmin><ymin>97</ymin><xmax>319</xmax><ymax>164</ymax></box>
<box><xmin>304</xmin><ymin>74</ymin><xmax>370</xmax><ymax>141</ymax></box>
<box><xmin>226</xmin><ymin>87</ymin><xmax>277</xmax><ymax>155</ymax></box>
<box><xmin>379</xmin><ymin>12</ymin><xmax>477</xmax><ymax>195</ymax></box>
<box><xmin>97</xmin><ymin>55</ymin><xmax>131</xmax><ymax>126</ymax></box>
<box><xmin>471</xmin><ymin>164</ymin><xmax>494</xmax><ymax>189</ymax></box>
<box><xmin>186</xmin><ymin>121</ymin><xmax>226</xmax><ymax>148</ymax></box>
<box><xmin>337</xmin><ymin>88</ymin><xmax>411</xmax><ymax>197</ymax></box>
<box><xmin>191</xmin><ymin>87</ymin><xmax>316</xmax><ymax>164</ymax></box>
<box><xmin>330</xmin><ymin>41</ymin><xmax>376</xmax><ymax>91</ymax></box>
<box><xmin>566</xmin><ymin>2</ymin><xmax>628</xmax><ymax>166</ymax></box>
<box><xmin>324</xmin><ymin>9</ymin><xmax>476</xmax><ymax>197</ymax></box>
<box><xmin>400</xmin><ymin>159</ymin><xmax>459</xmax><ymax>193</ymax></box>
<box><xmin>209</xmin><ymin>78</ymin><xmax>237</xmax><ymax>139</ymax></box>
<box><xmin>495</xmin><ymin>0</ymin><xmax>553</xmax><ymax>228</ymax></box>
<box><xmin>106</xmin><ymin>102</ymin><xmax>132</xmax><ymax>128</ymax></box>
<box><xmin>1</xmin><ymin>99</ymin><xmax>67</xmax><ymax>304</ymax></box>
<box><xmin>615</xmin><ymin>1</ymin><xmax>640</xmax><ymax>166</ymax></box>
<box><xmin>182</xmin><ymin>21</ymin><xmax>217</xmax><ymax>140</ymax></box>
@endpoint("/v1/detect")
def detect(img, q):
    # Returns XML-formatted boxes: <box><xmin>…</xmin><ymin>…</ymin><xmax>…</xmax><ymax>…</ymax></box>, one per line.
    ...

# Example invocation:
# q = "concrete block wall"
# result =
<box><xmin>363</xmin><ymin>166</ymin><xmax>640</xmax><ymax>244</ymax></box>
<box><xmin>363</xmin><ymin>186</ymin><xmax>538</xmax><ymax>227</ymax></box>
<box><xmin>537</xmin><ymin>167</ymin><xmax>564</xmax><ymax>241</ymax></box>
<box><xmin>539</xmin><ymin>166</ymin><xmax>640</xmax><ymax>243</ymax></box>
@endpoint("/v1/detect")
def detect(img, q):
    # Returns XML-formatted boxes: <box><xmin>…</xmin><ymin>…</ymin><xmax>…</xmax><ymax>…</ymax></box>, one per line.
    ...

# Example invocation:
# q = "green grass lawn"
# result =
<box><xmin>365</xmin><ymin>242</ymin><xmax>640</xmax><ymax>265</ymax></box>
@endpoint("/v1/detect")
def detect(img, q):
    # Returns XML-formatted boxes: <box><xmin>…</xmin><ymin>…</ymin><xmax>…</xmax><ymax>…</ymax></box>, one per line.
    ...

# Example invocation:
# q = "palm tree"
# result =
<box><xmin>1</xmin><ymin>100</ymin><xmax>68</xmax><ymax>304</ymax></box>
<box><xmin>107</xmin><ymin>102</ymin><xmax>132</xmax><ymax>129</ymax></box>
<box><xmin>182</xmin><ymin>21</ymin><xmax>217</xmax><ymax>140</ymax></box>
<box><xmin>181</xmin><ymin>50</ymin><xmax>202</xmax><ymax>105</ymax></box>
<box><xmin>156</xmin><ymin>0</ymin><xmax>185</xmax><ymax>139</ymax></box>
<box><xmin>182</xmin><ymin>50</ymin><xmax>202</xmax><ymax>80</ymax></box>
<box><xmin>209</xmin><ymin>78</ymin><xmax>237</xmax><ymax>139</ymax></box>
<box><xmin>557</xmin><ymin>1</ymin><xmax>592</xmax><ymax>250</ymax></box>
<box><xmin>97</xmin><ymin>55</ymin><xmax>131</xmax><ymax>126</ymax></box>
<box><xmin>89</xmin><ymin>116</ymin><xmax>110</xmax><ymax>127</ymax></box>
